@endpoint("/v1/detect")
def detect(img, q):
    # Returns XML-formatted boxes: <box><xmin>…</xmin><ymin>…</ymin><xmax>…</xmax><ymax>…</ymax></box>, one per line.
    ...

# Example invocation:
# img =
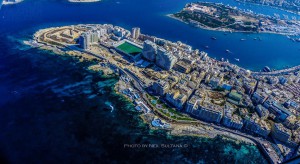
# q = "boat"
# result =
<box><xmin>234</xmin><ymin>58</ymin><xmax>240</xmax><ymax>62</ymax></box>
<box><xmin>211</xmin><ymin>37</ymin><xmax>217</xmax><ymax>40</ymax></box>
<box><xmin>204</xmin><ymin>45</ymin><xmax>209</xmax><ymax>49</ymax></box>
<box><xmin>225</xmin><ymin>49</ymin><xmax>231</xmax><ymax>53</ymax></box>
<box><xmin>253</xmin><ymin>38</ymin><xmax>257</xmax><ymax>40</ymax></box>
<box><xmin>262</xmin><ymin>66</ymin><xmax>271</xmax><ymax>72</ymax></box>
<box><xmin>240</xmin><ymin>38</ymin><xmax>246</xmax><ymax>41</ymax></box>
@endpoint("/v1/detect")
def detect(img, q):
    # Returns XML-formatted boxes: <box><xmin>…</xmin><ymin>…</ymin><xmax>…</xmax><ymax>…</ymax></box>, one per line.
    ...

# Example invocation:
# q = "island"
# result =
<box><xmin>236</xmin><ymin>0</ymin><xmax>300</xmax><ymax>15</ymax></box>
<box><xmin>68</xmin><ymin>0</ymin><xmax>101</xmax><ymax>3</ymax></box>
<box><xmin>28</xmin><ymin>24</ymin><xmax>300</xmax><ymax>164</ymax></box>
<box><xmin>170</xmin><ymin>2</ymin><xmax>300</xmax><ymax>36</ymax></box>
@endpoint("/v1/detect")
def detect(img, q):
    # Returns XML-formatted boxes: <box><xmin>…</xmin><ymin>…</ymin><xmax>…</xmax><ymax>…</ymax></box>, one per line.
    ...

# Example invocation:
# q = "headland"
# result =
<box><xmin>170</xmin><ymin>2</ymin><xmax>300</xmax><ymax>36</ymax></box>
<box><xmin>29</xmin><ymin>24</ymin><xmax>300</xmax><ymax>164</ymax></box>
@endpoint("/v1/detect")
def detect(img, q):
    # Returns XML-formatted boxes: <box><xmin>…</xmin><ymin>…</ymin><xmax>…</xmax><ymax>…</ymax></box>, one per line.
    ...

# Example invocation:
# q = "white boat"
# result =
<box><xmin>234</xmin><ymin>58</ymin><xmax>240</xmax><ymax>62</ymax></box>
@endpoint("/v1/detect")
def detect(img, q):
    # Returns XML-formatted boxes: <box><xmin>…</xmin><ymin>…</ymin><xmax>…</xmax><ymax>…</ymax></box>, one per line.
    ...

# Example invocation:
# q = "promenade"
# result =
<box><xmin>252</xmin><ymin>65</ymin><xmax>300</xmax><ymax>76</ymax></box>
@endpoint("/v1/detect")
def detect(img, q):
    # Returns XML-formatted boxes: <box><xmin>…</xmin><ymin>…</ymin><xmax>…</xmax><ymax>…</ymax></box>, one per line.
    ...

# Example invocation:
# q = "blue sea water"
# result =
<box><xmin>0</xmin><ymin>33</ymin><xmax>269</xmax><ymax>163</ymax></box>
<box><xmin>1</xmin><ymin>0</ymin><xmax>299</xmax><ymax>70</ymax></box>
<box><xmin>0</xmin><ymin>0</ymin><xmax>296</xmax><ymax>163</ymax></box>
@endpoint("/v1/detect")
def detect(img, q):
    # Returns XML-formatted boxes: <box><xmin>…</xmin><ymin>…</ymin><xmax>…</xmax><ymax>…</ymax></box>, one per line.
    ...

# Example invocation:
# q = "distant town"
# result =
<box><xmin>236</xmin><ymin>0</ymin><xmax>300</xmax><ymax>15</ymax></box>
<box><xmin>171</xmin><ymin>2</ymin><xmax>300</xmax><ymax>36</ymax></box>
<box><xmin>30</xmin><ymin>23</ymin><xmax>300</xmax><ymax>164</ymax></box>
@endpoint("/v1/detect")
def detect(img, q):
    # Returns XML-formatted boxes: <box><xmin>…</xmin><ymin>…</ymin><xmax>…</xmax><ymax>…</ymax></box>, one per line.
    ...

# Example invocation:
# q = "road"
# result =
<box><xmin>54</xmin><ymin>43</ymin><xmax>282</xmax><ymax>164</ymax></box>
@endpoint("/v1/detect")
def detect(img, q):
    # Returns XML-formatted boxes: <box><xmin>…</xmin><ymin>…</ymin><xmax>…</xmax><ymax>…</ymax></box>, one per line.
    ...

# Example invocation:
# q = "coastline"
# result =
<box><xmin>30</xmin><ymin>26</ymin><xmax>257</xmax><ymax>146</ymax></box>
<box><xmin>111</xmin><ymin>63</ymin><xmax>258</xmax><ymax>147</ymax></box>
<box><xmin>235</xmin><ymin>0</ymin><xmax>300</xmax><ymax>16</ymax></box>
<box><xmin>2</xmin><ymin>0</ymin><xmax>24</xmax><ymax>5</ymax></box>
<box><xmin>29</xmin><ymin>24</ymin><xmax>286</xmax><ymax>163</ymax></box>
<box><xmin>167</xmin><ymin>14</ymin><xmax>296</xmax><ymax>36</ymax></box>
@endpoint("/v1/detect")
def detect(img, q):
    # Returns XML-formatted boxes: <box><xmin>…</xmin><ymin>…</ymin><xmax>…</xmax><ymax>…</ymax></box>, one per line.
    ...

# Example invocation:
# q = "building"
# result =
<box><xmin>252</xmin><ymin>92</ymin><xmax>268</xmax><ymax>104</ymax></box>
<box><xmin>222</xmin><ymin>104</ymin><xmax>243</xmax><ymax>129</ymax></box>
<box><xmin>174</xmin><ymin>60</ymin><xmax>191</xmax><ymax>73</ymax></box>
<box><xmin>78</xmin><ymin>31</ymin><xmax>99</xmax><ymax>50</ymax></box>
<box><xmin>191</xmin><ymin>102</ymin><xmax>223</xmax><ymax>123</ymax></box>
<box><xmin>155</xmin><ymin>47</ymin><xmax>177</xmax><ymax>70</ymax></box>
<box><xmin>209</xmin><ymin>76</ymin><xmax>223</xmax><ymax>88</ymax></box>
<box><xmin>185</xmin><ymin>95</ymin><xmax>202</xmax><ymax>113</ymax></box>
<box><xmin>142</xmin><ymin>40</ymin><xmax>157</xmax><ymax>62</ymax></box>
<box><xmin>131</xmin><ymin>27</ymin><xmax>141</xmax><ymax>39</ymax></box>
<box><xmin>243</xmin><ymin>114</ymin><xmax>271</xmax><ymax>137</ymax></box>
<box><xmin>151</xmin><ymin>80</ymin><xmax>169</xmax><ymax>96</ymax></box>
<box><xmin>283</xmin><ymin>115</ymin><xmax>300</xmax><ymax>130</ymax></box>
<box><xmin>165</xmin><ymin>90</ymin><xmax>188</xmax><ymax>110</ymax></box>
<box><xmin>255</xmin><ymin>105</ymin><xmax>269</xmax><ymax>119</ymax></box>
<box><xmin>268</xmin><ymin>102</ymin><xmax>291</xmax><ymax>121</ymax></box>
<box><xmin>227</xmin><ymin>90</ymin><xmax>242</xmax><ymax>105</ymax></box>
<box><xmin>271</xmin><ymin>123</ymin><xmax>291</xmax><ymax>143</ymax></box>
<box><xmin>79</xmin><ymin>32</ymin><xmax>91</xmax><ymax>50</ymax></box>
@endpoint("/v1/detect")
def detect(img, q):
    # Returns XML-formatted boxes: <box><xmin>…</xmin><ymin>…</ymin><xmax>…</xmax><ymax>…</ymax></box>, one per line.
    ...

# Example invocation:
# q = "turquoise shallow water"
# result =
<box><xmin>0</xmin><ymin>0</ymin><xmax>296</xmax><ymax>163</ymax></box>
<box><xmin>0</xmin><ymin>33</ymin><xmax>268</xmax><ymax>163</ymax></box>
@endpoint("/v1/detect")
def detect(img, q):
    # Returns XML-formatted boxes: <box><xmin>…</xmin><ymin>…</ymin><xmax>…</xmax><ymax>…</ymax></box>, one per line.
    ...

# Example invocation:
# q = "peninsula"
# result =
<box><xmin>170</xmin><ymin>2</ymin><xmax>300</xmax><ymax>35</ymax></box>
<box><xmin>30</xmin><ymin>24</ymin><xmax>300</xmax><ymax>164</ymax></box>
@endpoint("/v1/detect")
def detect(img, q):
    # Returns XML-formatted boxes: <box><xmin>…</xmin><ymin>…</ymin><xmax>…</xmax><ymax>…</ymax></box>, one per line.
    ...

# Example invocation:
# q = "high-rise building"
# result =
<box><xmin>255</xmin><ymin>105</ymin><xmax>269</xmax><ymax>119</ymax></box>
<box><xmin>271</xmin><ymin>123</ymin><xmax>291</xmax><ymax>143</ymax></box>
<box><xmin>90</xmin><ymin>31</ymin><xmax>98</xmax><ymax>43</ymax></box>
<box><xmin>131</xmin><ymin>27</ymin><xmax>140</xmax><ymax>39</ymax></box>
<box><xmin>222</xmin><ymin>104</ymin><xmax>243</xmax><ymax>130</ymax></box>
<box><xmin>78</xmin><ymin>31</ymin><xmax>98</xmax><ymax>50</ymax></box>
<box><xmin>243</xmin><ymin>114</ymin><xmax>271</xmax><ymax>137</ymax></box>
<box><xmin>165</xmin><ymin>90</ymin><xmax>187</xmax><ymax>110</ymax></box>
<box><xmin>142</xmin><ymin>40</ymin><xmax>157</xmax><ymax>62</ymax></box>
<box><xmin>185</xmin><ymin>95</ymin><xmax>201</xmax><ymax>113</ymax></box>
<box><xmin>151</xmin><ymin>80</ymin><xmax>169</xmax><ymax>96</ymax></box>
<box><xmin>79</xmin><ymin>32</ymin><xmax>91</xmax><ymax>50</ymax></box>
<box><xmin>155</xmin><ymin>47</ymin><xmax>177</xmax><ymax>70</ymax></box>
<box><xmin>190</xmin><ymin>102</ymin><xmax>223</xmax><ymax>123</ymax></box>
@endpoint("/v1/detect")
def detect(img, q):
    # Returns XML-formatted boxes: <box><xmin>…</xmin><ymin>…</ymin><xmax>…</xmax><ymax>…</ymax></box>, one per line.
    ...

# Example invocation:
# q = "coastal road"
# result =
<box><xmin>61</xmin><ymin>44</ymin><xmax>281</xmax><ymax>164</ymax></box>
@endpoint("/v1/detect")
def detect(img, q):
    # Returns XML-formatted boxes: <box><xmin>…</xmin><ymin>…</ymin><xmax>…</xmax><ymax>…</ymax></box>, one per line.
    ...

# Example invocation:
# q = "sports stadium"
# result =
<box><xmin>114</xmin><ymin>40</ymin><xmax>143</xmax><ymax>60</ymax></box>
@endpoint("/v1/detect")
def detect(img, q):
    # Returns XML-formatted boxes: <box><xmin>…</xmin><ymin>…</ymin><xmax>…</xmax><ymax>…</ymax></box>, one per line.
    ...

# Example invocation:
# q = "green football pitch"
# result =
<box><xmin>116</xmin><ymin>42</ymin><xmax>142</xmax><ymax>56</ymax></box>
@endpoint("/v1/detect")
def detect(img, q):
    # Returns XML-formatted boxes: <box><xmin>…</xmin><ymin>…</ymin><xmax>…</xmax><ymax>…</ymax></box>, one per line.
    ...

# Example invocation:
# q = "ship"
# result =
<box><xmin>225</xmin><ymin>49</ymin><xmax>231</xmax><ymax>53</ymax></box>
<box><xmin>211</xmin><ymin>37</ymin><xmax>217</xmax><ymax>40</ymax></box>
<box><xmin>234</xmin><ymin>58</ymin><xmax>240</xmax><ymax>62</ymax></box>
<box><xmin>240</xmin><ymin>38</ymin><xmax>246</xmax><ymax>41</ymax></box>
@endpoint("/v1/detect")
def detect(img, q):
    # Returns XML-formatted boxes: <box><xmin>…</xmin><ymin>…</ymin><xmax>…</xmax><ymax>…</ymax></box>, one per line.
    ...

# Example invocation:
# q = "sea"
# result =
<box><xmin>0</xmin><ymin>0</ymin><xmax>298</xmax><ymax>163</ymax></box>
